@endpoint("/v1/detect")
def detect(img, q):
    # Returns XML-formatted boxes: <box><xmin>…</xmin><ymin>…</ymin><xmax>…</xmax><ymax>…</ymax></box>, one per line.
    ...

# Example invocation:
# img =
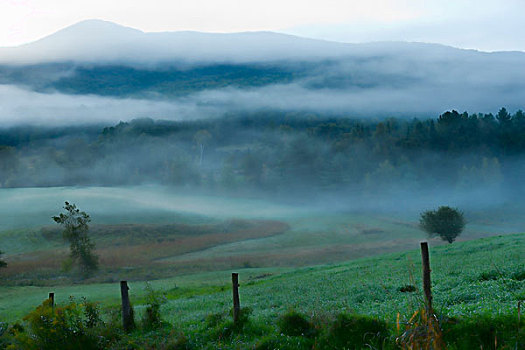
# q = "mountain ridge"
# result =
<box><xmin>2</xmin><ymin>19</ymin><xmax>524</xmax><ymax>65</ymax></box>
<box><xmin>0</xmin><ymin>19</ymin><xmax>524</xmax><ymax>119</ymax></box>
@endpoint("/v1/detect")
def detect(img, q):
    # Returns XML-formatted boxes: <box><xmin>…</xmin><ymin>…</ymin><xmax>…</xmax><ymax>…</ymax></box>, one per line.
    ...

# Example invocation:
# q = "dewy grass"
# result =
<box><xmin>1</xmin><ymin>234</ymin><xmax>523</xmax><ymax>323</ymax></box>
<box><xmin>0</xmin><ymin>234</ymin><xmax>523</xmax><ymax>348</ymax></box>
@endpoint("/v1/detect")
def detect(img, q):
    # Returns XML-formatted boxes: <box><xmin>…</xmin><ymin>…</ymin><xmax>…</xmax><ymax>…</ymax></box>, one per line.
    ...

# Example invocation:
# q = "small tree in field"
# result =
<box><xmin>419</xmin><ymin>206</ymin><xmax>465</xmax><ymax>243</ymax></box>
<box><xmin>53</xmin><ymin>201</ymin><xmax>98</xmax><ymax>277</ymax></box>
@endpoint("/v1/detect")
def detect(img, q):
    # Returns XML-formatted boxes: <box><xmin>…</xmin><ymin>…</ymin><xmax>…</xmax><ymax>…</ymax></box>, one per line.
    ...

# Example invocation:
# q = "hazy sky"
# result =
<box><xmin>1</xmin><ymin>0</ymin><xmax>524</xmax><ymax>51</ymax></box>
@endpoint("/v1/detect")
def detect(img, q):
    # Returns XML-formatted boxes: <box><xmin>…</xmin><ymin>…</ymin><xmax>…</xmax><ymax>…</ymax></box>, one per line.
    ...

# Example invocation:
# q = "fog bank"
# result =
<box><xmin>1</xmin><ymin>80</ymin><xmax>524</xmax><ymax>126</ymax></box>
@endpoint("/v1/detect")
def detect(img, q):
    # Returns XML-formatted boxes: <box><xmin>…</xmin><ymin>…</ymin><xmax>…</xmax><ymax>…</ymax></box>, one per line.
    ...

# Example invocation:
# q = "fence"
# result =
<box><xmin>44</xmin><ymin>242</ymin><xmax>435</xmax><ymax>329</ymax></box>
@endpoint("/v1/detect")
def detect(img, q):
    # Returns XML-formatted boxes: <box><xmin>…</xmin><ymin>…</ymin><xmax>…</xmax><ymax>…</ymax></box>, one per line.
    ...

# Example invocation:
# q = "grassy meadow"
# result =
<box><xmin>0</xmin><ymin>186</ymin><xmax>518</xmax><ymax>285</ymax></box>
<box><xmin>0</xmin><ymin>233</ymin><xmax>523</xmax><ymax>348</ymax></box>
<box><xmin>0</xmin><ymin>186</ymin><xmax>524</xmax><ymax>348</ymax></box>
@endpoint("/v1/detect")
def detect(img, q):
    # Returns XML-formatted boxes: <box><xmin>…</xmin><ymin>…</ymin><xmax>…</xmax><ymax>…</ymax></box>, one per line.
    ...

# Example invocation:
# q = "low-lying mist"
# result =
<box><xmin>0</xmin><ymin>84</ymin><xmax>208</xmax><ymax>126</ymax></box>
<box><xmin>1</xmin><ymin>29</ymin><xmax>525</xmax><ymax>126</ymax></box>
<box><xmin>0</xmin><ymin>110</ymin><xmax>524</xmax><ymax>235</ymax></box>
<box><xmin>1</xmin><ymin>78</ymin><xmax>524</xmax><ymax>127</ymax></box>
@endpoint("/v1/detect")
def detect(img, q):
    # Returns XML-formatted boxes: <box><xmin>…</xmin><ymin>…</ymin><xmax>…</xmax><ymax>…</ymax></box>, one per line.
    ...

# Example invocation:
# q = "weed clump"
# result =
<box><xmin>399</xmin><ymin>284</ymin><xmax>417</xmax><ymax>293</ymax></box>
<box><xmin>141</xmin><ymin>283</ymin><xmax>167</xmax><ymax>330</ymax></box>
<box><xmin>203</xmin><ymin>306</ymin><xmax>275</xmax><ymax>348</ymax></box>
<box><xmin>164</xmin><ymin>333</ymin><xmax>193</xmax><ymax>350</ymax></box>
<box><xmin>3</xmin><ymin>298</ymin><xmax>107</xmax><ymax>350</ymax></box>
<box><xmin>277</xmin><ymin>310</ymin><xmax>316</xmax><ymax>337</ymax></box>
<box><xmin>396</xmin><ymin>308</ymin><xmax>444</xmax><ymax>350</ymax></box>
<box><xmin>511</xmin><ymin>269</ymin><xmax>525</xmax><ymax>281</ymax></box>
<box><xmin>478</xmin><ymin>270</ymin><xmax>500</xmax><ymax>281</ymax></box>
<box><xmin>321</xmin><ymin>313</ymin><xmax>390</xmax><ymax>349</ymax></box>
<box><xmin>204</xmin><ymin>311</ymin><xmax>226</xmax><ymax>328</ymax></box>
<box><xmin>255</xmin><ymin>334</ymin><xmax>313</xmax><ymax>350</ymax></box>
<box><xmin>110</xmin><ymin>329</ymin><xmax>193</xmax><ymax>350</ymax></box>
<box><xmin>441</xmin><ymin>314</ymin><xmax>524</xmax><ymax>349</ymax></box>
<box><xmin>206</xmin><ymin>307</ymin><xmax>265</xmax><ymax>340</ymax></box>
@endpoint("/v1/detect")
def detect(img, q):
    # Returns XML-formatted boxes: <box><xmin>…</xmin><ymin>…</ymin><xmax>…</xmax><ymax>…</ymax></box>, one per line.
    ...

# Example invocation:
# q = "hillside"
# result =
<box><xmin>0</xmin><ymin>233</ymin><xmax>523</xmax><ymax>348</ymax></box>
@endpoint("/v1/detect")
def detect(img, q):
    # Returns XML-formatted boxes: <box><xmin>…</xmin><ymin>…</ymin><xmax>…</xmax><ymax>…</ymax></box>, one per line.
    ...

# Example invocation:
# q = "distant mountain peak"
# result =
<box><xmin>59</xmin><ymin>19</ymin><xmax>143</xmax><ymax>35</ymax></box>
<box><xmin>1</xmin><ymin>19</ymin><xmax>523</xmax><ymax>65</ymax></box>
<box><xmin>0</xmin><ymin>20</ymin><xmax>353</xmax><ymax>64</ymax></box>
<box><xmin>25</xmin><ymin>19</ymin><xmax>144</xmax><ymax>47</ymax></box>
<box><xmin>69</xmin><ymin>18</ymin><xmax>134</xmax><ymax>27</ymax></box>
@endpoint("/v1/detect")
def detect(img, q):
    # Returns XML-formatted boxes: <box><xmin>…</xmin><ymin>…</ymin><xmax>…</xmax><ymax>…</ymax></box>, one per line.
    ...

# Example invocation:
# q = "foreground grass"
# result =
<box><xmin>1</xmin><ymin>233</ymin><xmax>523</xmax><ymax>349</ymax></box>
<box><xmin>160</xmin><ymin>233</ymin><xmax>524</xmax><ymax>327</ymax></box>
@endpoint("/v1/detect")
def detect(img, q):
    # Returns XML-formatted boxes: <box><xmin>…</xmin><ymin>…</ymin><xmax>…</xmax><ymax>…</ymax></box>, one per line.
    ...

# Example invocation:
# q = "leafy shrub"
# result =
<box><xmin>8</xmin><ymin>298</ymin><xmax>105</xmax><ymax>350</ymax></box>
<box><xmin>321</xmin><ymin>313</ymin><xmax>391</xmax><ymax>349</ymax></box>
<box><xmin>142</xmin><ymin>283</ymin><xmax>167</xmax><ymax>330</ymax></box>
<box><xmin>0</xmin><ymin>322</ymin><xmax>7</xmax><ymax>337</ymax></box>
<box><xmin>0</xmin><ymin>323</ymin><xmax>23</xmax><ymax>349</ymax></box>
<box><xmin>0</xmin><ymin>322</ymin><xmax>10</xmax><ymax>348</ymax></box>
<box><xmin>82</xmin><ymin>297</ymin><xmax>102</xmax><ymax>328</ymax></box>
<box><xmin>277</xmin><ymin>310</ymin><xmax>316</xmax><ymax>337</ymax></box>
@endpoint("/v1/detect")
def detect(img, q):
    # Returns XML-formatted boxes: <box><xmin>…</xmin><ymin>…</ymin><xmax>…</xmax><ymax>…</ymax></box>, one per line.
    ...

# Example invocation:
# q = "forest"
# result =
<box><xmin>0</xmin><ymin>108</ymin><xmax>523</xmax><ymax>200</ymax></box>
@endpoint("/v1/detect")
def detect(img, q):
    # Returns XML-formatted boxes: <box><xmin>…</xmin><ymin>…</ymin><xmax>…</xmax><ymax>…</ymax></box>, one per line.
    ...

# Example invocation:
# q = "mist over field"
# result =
<box><xmin>0</xmin><ymin>20</ymin><xmax>523</xmax><ymax>242</ymax></box>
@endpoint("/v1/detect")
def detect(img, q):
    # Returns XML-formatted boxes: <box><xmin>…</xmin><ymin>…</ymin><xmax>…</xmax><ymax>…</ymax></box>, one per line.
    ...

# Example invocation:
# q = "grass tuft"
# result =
<box><xmin>277</xmin><ymin>309</ymin><xmax>316</xmax><ymax>337</ymax></box>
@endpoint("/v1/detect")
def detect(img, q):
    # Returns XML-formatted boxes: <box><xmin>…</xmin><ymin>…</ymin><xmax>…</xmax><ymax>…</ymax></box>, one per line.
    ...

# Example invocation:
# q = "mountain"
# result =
<box><xmin>0</xmin><ymin>20</ymin><xmax>524</xmax><ymax>118</ymax></box>
<box><xmin>0</xmin><ymin>19</ymin><xmax>358</xmax><ymax>64</ymax></box>
<box><xmin>4</xmin><ymin>19</ymin><xmax>522</xmax><ymax>65</ymax></box>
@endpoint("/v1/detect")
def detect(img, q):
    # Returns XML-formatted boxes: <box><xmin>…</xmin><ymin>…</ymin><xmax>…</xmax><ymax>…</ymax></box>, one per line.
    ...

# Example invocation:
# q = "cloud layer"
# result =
<box><xmin>1</xmin><ymin>75</ymin><xmax>524</xmax><ymax>127</ymax></box>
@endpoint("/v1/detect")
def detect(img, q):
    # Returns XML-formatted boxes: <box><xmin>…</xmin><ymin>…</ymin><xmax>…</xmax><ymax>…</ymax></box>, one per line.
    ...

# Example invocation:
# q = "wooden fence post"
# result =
<box><xmin>420</xmin><ymin>242</ymin><xmax>433</xmax><ymax>312</ymax></box>
<box><xmin>120</xmin><ymin>281</ymin><xmax>134</xmax><ymax>331</ymax></box>
<box><xmin>48</xmin><ymin>292</ymin><xmax>54</xmax><ymax>308</ymax></box>
<box><xmin>232</xmin><ymin>273</ymin><xmax>240</xmax><ymax>324</ymax></box>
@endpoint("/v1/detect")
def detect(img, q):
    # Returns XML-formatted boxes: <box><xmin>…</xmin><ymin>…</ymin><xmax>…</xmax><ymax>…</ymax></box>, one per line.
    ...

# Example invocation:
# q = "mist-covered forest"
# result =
<box><xmin>1</xmin><ymin>108</ymin><xmax>523</xmax><ymax>202</ymax></box>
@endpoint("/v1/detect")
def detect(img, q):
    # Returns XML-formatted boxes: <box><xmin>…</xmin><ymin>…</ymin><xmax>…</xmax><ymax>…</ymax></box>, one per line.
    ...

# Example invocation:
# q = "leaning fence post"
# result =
<box><xmin>48</xmin><ymin>292</ymin><xmax>54</xmax><ymax>308</ymax></box>
<box><xmin>120</xmin><ymin>281</ymin><xmax>134</xmax><ymax>331</ymax></box>
<box><xmin>232</xmin><ymin>273</ymin><xmax>241</xmax><ymax>323</ymax></box>
<box><xmin>420</xmin><ymin>242</ymin><xmax>433</xmax><ymax>312</ymax></box>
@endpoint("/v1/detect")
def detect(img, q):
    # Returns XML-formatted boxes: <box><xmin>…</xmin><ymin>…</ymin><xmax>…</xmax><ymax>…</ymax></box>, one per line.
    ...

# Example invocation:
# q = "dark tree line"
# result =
<box><xmin>0</xmin><ymin>108</ymin><xmax>523</xmax><ymax>197</ymax></box>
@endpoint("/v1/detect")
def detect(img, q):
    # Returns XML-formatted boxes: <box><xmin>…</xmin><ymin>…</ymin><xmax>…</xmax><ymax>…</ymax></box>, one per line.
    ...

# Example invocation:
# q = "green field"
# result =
<box><xmin>0</xmin><ymin>186</ymin><xmax>518</xmax><ymax>285</ymax></box>
<box><xmin>0</xmin><ymin>234</ymin><xmax>523</xmax><ymax>348</ymax></box>
<box><xmin>0</xmin><ymin>186</ymin><xmax>524</xmax><ymax>348</ymax></box>
<box><xmin>1</xmin><ymin>233</ymin><xmax>523</xmax><ymax>320</ymax></box>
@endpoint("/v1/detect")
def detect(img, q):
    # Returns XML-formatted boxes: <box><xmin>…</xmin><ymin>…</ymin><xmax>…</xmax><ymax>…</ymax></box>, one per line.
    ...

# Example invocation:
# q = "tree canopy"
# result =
<box><xmin>53</xmin><ymin>202</ymin><xmax>98</xmax><ymax>277</ymax></box>
<box><xmin>0</xmin><ymin>108</ymin><xmax>524</xmax><ymax>198</ymax></box>
<box><xmin>419</xmin><ymin>206</ymin><xmax>466</xmax><ymax>243</ymax></box>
